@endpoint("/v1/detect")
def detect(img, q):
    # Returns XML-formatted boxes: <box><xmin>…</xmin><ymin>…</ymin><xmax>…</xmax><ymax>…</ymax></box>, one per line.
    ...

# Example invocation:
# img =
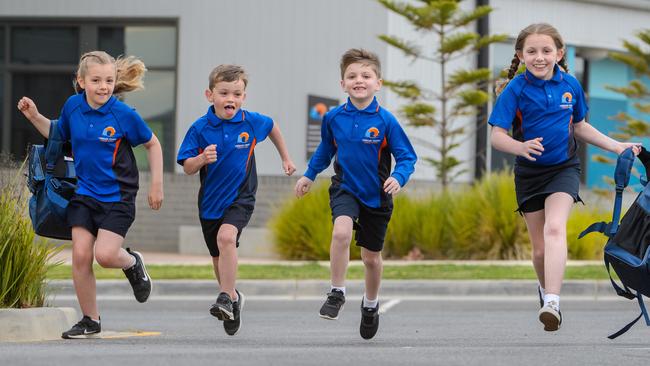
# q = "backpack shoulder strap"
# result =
<box><xmin>45</xmin><ymin>120</ymin><xmax>64</xmax><ymax>174</ymax></box>
<box><xmin>611</xmin><ymin>148</ymin><xmax>636</xmax><ymax>235</ymax></box>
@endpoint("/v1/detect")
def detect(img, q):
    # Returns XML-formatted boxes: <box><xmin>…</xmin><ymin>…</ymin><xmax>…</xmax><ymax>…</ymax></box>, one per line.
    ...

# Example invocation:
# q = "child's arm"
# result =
<box><xmin>268</xmin><ymin>123</ymin><xmax>296</xmax><ymax>176</ymax></box>
<box><xmin>17</xmin><ymin>97</ymin><xmax>51</xmax><ymax>138</ymax></box>
<box><xmin>182</xmin><ymin>144</ymin><xmax>217</xmax><ymax>175</ymax></box>
<box><xmin>295</xmin><ymin>115</ymin><xmax>336</xmax><ymax>198</ymax></box>
<box><xmin>573</xmin><ymin>120</ymin><xmax>641</xmax><ymax>155</ymax></box>
<box><xmin>143</xmin><ymin>133</ymin><xmax>164</xmax><ymax>210</ymax></box>
<box><xmin>385</xmin><ymin>117</ymin><xmax>417</xmax><ymax>195</ymax></box>
<box><xmin>490</xmin><ymin>126</ymin><xmax>544</xmax><ymax>161</ymax></box>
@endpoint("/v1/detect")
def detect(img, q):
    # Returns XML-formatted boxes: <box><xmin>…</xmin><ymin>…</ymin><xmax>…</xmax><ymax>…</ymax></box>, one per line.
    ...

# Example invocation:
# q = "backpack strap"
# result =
<box><xmin>607</xmin><ymin>293</ymin><xmax>650</xmax><ymax>339</ymax></box>
<box><xmin>45</xmin><ymin>120</ymin><xmax>64</xmax><ymax>174</ymax></box>
<box><xmin>610</xmin><ymin>148</ymin><xmax>635</xmax><ymax>236</ymax></box>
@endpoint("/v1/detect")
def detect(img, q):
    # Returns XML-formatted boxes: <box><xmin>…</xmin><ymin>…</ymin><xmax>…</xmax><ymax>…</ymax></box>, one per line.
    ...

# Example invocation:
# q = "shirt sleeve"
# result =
<box><xmin>177</xmin><ymin>126</ymin><xmax>201</xmax><ymax>166</ymax></box>
<box><xmin>56</xmin><ymin>105</ymin><xmax>70</xmax><ymax>141</ymax></box>
<box><xmin>572</xmin><ymin>81</ymin><xmax>588</xmax><ymax>122</ymax></box>
<box><xmin>304</xmin><ymin>113</ymin><xmax>336</xmax><ymax>180</ymax></box>
<box><xmin>122</xmin><ymin>109</ymin><xmax>153</xmax><ymax>147</ymax></box>
<box><xmin>386</xmin><ymin>114</ymin><xmax>417</xmax><ymax>187</ymax></box>
<box><xmin>255</xmin><ymin>114</ymin><xmax>275</xmax><ymax>142</ymax></box>
<box><xmin>488</xmin><ymin>84</ymin><xmax>518</xmax><ymax>130</ymax></box>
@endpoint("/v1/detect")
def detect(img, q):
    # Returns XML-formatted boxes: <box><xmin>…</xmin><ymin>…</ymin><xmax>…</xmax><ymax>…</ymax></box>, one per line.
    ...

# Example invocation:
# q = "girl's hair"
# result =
<box><xmin>340</xmin><ymin>48</ymin><xmax>382</xmax><ymax>79</ymax></box>
<box><xmin>496</xmin><ymin>23</ymin><xmax>568</xmax><ymax>95</ymax></box>
<box><xmin>208</xmin><ymin>64</ymin><xmax>248</xmax><ymax>90</ymax></box>
<box><xmin>74</xmin><ymin>51</ymin><xmax>146</xmax><ymax>95</ymax></box>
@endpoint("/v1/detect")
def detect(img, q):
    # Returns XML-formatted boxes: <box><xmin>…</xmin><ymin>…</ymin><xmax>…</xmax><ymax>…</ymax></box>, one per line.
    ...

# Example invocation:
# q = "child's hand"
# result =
<box><xmin>148</xmin><ymin>184</ymin><xmax>164</xmax><ymax>210</ymax></box>
<box><xmin>202</xmin><ymin>144</ymin><xmax>217</xmax><ymax>164</ymax></box>
<box><xmin>383</xmin><ymin>177</ymin><xmax>401</xmax><ymax>195</ymax></box>
<box><xmin>17</xmin><ymin>97</ymin><xmax>39</xmax><ymax>120</ymax></box>
<box><xmin>283</xmin><ymin>159</ymin><xmax>296</xmax><ymax>176</ymax></box>
<box><xmin>519</xmin><ymin>137</ymin><xmax>544</xmax><ymax>161</ymax></box>
<box><xmin>618</xmin><ymin>142</ymin><xmax>642</xmax><ymax>156</ymax></box>
<box><xmin>294</xmin><ymin>176</ymin><xmax>313</xmax><ymax>198</ymax></box>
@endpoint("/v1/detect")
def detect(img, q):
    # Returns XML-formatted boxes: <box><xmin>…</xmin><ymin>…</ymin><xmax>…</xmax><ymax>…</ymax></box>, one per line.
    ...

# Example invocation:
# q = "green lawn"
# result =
<box><xmin>46</xmin><ymin>263</ymin><xmax>611</xmax><ymax>280</ymax></box>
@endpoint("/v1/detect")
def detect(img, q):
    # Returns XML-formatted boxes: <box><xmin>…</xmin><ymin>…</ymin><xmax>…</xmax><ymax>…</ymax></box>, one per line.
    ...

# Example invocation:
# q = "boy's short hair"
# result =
<box><xmin>208</xmin><ymin>64</ymin><xmax>248</xmax><ymax>90</ymax></box>
<box><xmin>339</xmin><ymin>48</ymin><xmax>382</xmax><ymax>79</ymax></box>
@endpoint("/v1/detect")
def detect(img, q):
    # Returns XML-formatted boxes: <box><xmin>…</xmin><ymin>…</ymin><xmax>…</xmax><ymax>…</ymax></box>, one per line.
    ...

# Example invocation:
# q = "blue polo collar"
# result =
<box><xmin>344</xmin><ymin>97</ymin><xmax>380</xmax><ymax>114</ymax></box>
<box><xmin>523</xmin><ymin>64</ymin><xmax>564</xmax><ymax>87</ymax></box>
<box><xmin>79</xmin><ymin>92</ymin><xmax>117</xmax><ymax>115</ymax></box>
<box><xmin>206</xmin><ymin>106</ymin><xmax>245</xmax><ymax>125</ymax></box>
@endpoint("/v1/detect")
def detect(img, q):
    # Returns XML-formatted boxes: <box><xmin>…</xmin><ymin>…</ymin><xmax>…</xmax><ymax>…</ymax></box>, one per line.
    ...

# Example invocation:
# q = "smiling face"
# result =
<box><xmin>205</xmin><ymin>79</ymin><xmax>246</xmax><ymax>120</ymax></box>
<box><xmin>517</xmin><ymin>33</ymin><xmax>564</xmax><ymax>80</ymax></box>
<box><xmin>76</xmin><ymin>62</ymin><xmax>116</xmax><ymax>109</ymax></box>
<box><xmin>340</xmin><ymin>62</ymin><xmax>382</xmax><ymax>107</ymax></box>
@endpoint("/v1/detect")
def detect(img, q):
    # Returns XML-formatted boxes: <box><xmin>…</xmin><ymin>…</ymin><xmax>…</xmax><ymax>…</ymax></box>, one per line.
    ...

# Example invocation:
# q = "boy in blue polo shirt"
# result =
<box><xmin>294</xmin><ymin>48</ymin><xmax>417</xmax><ymax>340</ymax></box>
<box><xmin>177</xmin><ymin>64</ymin><xmax>295</xmax><ymax>336</ymax></box>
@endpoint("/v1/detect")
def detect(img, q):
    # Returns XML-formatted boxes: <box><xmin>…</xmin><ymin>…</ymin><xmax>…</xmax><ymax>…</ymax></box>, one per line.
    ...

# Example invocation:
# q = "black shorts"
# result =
<box><xmin>200</xmin><ymin>203</ymin><xmax>253</xmax><ymax>257</ymax></box>
<box><xmin>329</xmin><ymin>186</ymin><xmax>393</xmax><ymax>252</ymax></box>
<box><xmin>67</xmin><ymin>194</ymin><xmax>135</xmax><ymax>238</ymax></box>
<box><xmin>514</xmin><ymin>155</ymin><xmax>583</xmax><ymax>213</ymax></box>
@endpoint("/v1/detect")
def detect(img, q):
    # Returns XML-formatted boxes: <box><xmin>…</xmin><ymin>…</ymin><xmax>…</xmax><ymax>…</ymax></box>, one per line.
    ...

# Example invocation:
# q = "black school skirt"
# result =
<box><xmin>514</xmin><ymin>155</ymin><xmax>582</xmax><ymax>213</ymax></box>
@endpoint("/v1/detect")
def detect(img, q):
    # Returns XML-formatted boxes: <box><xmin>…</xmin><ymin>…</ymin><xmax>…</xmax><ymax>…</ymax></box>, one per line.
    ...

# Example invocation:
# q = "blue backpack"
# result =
<box><xmin>26</xmin><ymin>120</ymin><xmax>76</xmax><ymax>240</ymax></box>
<box><xmin>580</xmin><ymin>147</ymin><xmax>650</xmax><ymax>339</ymax></box>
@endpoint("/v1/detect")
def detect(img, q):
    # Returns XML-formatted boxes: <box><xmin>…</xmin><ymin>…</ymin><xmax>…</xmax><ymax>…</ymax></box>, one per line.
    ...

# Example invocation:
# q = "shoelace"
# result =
<box><xmin>326</xmin><ymin>293</ymin><xmax>344</xmax><ymax>306</ymax></box>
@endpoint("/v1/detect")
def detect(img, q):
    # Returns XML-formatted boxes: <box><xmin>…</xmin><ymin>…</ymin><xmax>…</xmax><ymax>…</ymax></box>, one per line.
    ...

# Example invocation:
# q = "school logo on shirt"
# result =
<box><xmin>235</xmin><ymin>132</ymin><xmax>251</xmax><ymax>149</ymax></box>
<box><xmin>560</xmin><ymin>92</ymin><xmax>573</xmax><ymax>109</ymax></box>
<box><xmin>99</xmin><ymin>126</ymin><xmax>117</xmax><ymax>143</ymax></box>
<box><xmin>363</xmin><ymin>127</ymin><xmax>381</xmax><ymax>144</ymax></box>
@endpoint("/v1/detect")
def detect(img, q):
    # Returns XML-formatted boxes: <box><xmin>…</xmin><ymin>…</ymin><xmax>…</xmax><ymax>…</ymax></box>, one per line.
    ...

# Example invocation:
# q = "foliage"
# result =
<box><xmin>0</xmin><ymin>159</ymin><xmax>63</xmax><ymax>308</ymax></box>
<box><xmin>377</xmin><ymin>0</ymin><xmax>507</xmax><ymax>188</ymax></box>
<box><xmin>270</xmin><ymin>171</ymin><xmax>608</xmax><ymax>260</ymax></box>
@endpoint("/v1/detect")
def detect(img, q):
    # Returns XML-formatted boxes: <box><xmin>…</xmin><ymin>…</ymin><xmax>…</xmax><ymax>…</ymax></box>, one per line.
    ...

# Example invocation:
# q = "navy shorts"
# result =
<box><xmin>67</xmin><ymin>194</ymin><xmax>135</xmax><ymax>238</ymax></box>
<box><xmin>329</xmin><ymin>186</ymin><xmax>392</xmax><ymax>252</ymax></box>
<box><xmin>200</xmin><ymin>203</ymin><xmax>253</xmax><ymax>257</ymax></box>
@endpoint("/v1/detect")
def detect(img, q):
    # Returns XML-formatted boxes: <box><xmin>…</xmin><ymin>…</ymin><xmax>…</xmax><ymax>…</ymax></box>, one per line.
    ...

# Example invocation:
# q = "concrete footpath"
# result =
<box><xmin>1</xmin><ymin>249</ymin><xmax>615</xmax><ymax>343</ymax></box>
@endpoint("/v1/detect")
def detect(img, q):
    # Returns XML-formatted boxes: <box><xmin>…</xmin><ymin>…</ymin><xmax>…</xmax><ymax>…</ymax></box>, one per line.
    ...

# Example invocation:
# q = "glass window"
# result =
<box><xmin>11</xmin><ymin>27</ymin><xmax>79</xmax><ymax>64</ymax></box>
<box><xmin>11</xmin><ymin>73</ymin><xmax>74</xmax><ymax>160</ymax></box>
<box><xmin>125</xmin><ymin>26</ymin><xmax>176</xmax><ymax>68</ymax></box>
<box><xmin>124</xmin><ymin>70</ymin><xmax>176</xmax><ymax>171</ymax></box>
<box><xmin>0</xmin><ymin>27</ymin><xmax>5</xmax><ymax>61</ymax></box>
<box><xmin>98</xmin><ymin>27</ymin><xmax>125</xmax><ymax>58</ymax></box>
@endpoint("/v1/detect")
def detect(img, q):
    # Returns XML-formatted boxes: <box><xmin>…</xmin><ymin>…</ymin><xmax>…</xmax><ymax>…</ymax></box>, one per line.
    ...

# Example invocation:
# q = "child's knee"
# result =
<box><xmin>331</xmin><ymin>228</ymin><xmax>352</xmax><ymax>246</ymax></box>
<box><xmin>216</xmin><ymin>232</ymin><xmax>237</xmax><ymax>251</ymax></box>
<box><xmin>94</xmin><ymin>250</ymin><xmax>114</xmax><ymax>268</ymax></box>
<box><xmin>362</xmin><ymin>253</ymin><xmax>382</xmax><ymax>268</ymax></box>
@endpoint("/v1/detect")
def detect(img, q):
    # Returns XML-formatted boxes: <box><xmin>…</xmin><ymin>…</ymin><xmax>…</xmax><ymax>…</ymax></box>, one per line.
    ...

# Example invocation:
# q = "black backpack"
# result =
<box><xmin>580</xmin><ymin>147</ymin><xmax>650</xmax><ymax>338</ymax></box>
<box><xmin>26</xmin><ymin>120</ymin><xmax>76</xmax><ymax>240</ymax></box>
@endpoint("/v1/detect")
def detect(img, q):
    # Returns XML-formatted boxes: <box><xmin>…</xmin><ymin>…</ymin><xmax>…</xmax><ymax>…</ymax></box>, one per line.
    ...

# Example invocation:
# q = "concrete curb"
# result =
<box><xmin>47</xmin><ymin>279</ymin><xmax>620</xmax><ymax>299</ymax></box>
<box><xmin>0</xmin><ymin>307</ymin><xmax>77</xmax><ymax>342</ymax></box>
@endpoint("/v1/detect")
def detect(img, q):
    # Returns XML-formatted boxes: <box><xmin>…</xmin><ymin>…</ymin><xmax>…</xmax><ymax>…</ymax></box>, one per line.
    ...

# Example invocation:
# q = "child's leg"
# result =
<box><xmin>216</xmin><ymin>224</ymin><xmax>238</xmax><ymax>300</ymax></box>
<box><xmin>330</xmin><ymin>216</ymin><xmax>354</xmax><ymax>287</ymax></box>
<box><xmin>360</xmin><ymin>248</ymin><xmax>382</xmax><ymax>301</ymax></box>
<box><xmin>523</xmin><ymin>210</ymin><xmax>546</xmax><ymax>288</ymax></box>
<box><xmin>71</xmin><ymin>226</ymin><xmax>99</xmax><ymax>319</ymax></box>
<box><xmin>542</xmin><ymin>192</ymin><xmax>573</xmax><ymax>295</ymax></box>
<box><xmin>94</xmin><ymin>229</ymin><xmax>134</xmax><ymax>269</ymax></box>
<box><xmin>212</xmin><ymin>256</ymin><xmax>220</xmax><ymax>283</ymax></box>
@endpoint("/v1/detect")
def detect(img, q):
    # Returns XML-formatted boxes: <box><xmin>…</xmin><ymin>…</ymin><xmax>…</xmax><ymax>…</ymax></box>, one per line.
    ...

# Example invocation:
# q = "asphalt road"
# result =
<box><xmin>2</xmin><ymin>295</ymin><xmax>650</xmax><ymax>366</ymax></box>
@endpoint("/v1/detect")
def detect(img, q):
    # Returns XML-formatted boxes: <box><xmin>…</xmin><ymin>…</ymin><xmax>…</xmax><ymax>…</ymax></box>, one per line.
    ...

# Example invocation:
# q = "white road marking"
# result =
<box><xmin>379</xmin><ymin>299</ymin><xmax>401</xmax><ymax>314</ymax></box>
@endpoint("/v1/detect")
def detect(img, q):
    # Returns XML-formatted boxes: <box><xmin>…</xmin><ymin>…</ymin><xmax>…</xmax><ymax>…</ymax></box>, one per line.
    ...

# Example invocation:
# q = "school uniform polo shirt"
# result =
<box><xmin>488</xmin><ymin>64</ymin><xmax>588</xmax><ymax>166</ymax></box>
<box><xmin>177</xmin><ymin>107</ymin><xmax>274</xmax><ymax>220</ymax></box>
<box><xmin>305</xmin><ymin>97</ymin><xmax>417</xmax><ymax>208</ymax></box>
<box><xmin>57</xmin><ymin>93</ymin><xmax>153</xmax><ymax>203</ymax></box>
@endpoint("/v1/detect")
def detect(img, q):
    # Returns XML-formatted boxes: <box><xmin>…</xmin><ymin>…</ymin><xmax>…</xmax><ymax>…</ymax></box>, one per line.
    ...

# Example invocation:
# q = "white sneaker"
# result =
<box><xmin>538</xmin><ymin>301</ymin><xmax>562</xmax><ymax>331</ymax></box>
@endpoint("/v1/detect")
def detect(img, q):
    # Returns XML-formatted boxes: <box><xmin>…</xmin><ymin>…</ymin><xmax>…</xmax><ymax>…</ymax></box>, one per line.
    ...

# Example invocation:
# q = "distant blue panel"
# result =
<box><xmin>566</xmin><ymin>46</ymin><xmax>575</xmax><ymax>74</ymax></box>
<box><xmin>589</xmin><ymin>59</ymin><xmax>629</xmax><ymax>101</ymax></box>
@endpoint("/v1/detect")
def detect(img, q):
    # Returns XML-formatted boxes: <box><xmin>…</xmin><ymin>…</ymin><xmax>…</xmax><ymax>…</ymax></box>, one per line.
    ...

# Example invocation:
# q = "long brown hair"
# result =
<box><xmin>74</xmin><ymin>51</ymin><xmax>146</xmax><ymax>95</ymax></box>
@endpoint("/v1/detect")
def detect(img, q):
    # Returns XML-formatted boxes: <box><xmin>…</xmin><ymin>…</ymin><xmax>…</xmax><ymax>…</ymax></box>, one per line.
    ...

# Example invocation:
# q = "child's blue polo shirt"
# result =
<box><xmin>305</xmin><ymin>97</ymin><xmax>417</xmax><ymax>208</ymax></box>
<box><xmin>57</xmin><ymin>93</ymin><xmax>153</xmax><ymax>203</ymax></box>
<box><xmin>176</xmin><ymin>107</ymin><xmax>274</xmax><ymax>220</ymax></box>
<box><xmin>489</xmin><ymin>64</ymin><xmax>588</xmax><ymax>166</ymax></box>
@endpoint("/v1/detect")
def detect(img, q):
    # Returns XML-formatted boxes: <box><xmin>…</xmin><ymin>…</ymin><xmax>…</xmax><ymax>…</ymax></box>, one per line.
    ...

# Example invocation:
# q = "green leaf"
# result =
<box><xmin>474</xmin><ymin>34</ymin><xmax>509</xmax><ymax>50</ymax></box>
<box><xmin>457</xmin><ymin>89</ymin><xmax>488</xmax><ymax>106</ymax></box>
<box><xmin>429</xmin><ymin>1</ymin><xmax>459</xmax><ymax>26</ymax></box>
<box><xmin>400</xmin><ymin>102</ymin><xmax>436</xmax><ymax>127</ymax></box>
<box><xmin>384</xmin><ymin>80</ymin><xmax>422</xmax><ymax>100</ymax></box>
<box><xmin>378</xmin><ymin>34</ymin><xmax>421</xmax><ymax>58</ymax></box>
<box><xmin>440</xmin><ymin>32</ymin><xmax>478</xmax><ymax>54</ymax></box>
<box><xmin>447</xmin><ymin>68</ymin><xmax>491</xmax><ymax>90</ymax></box>
<box><xmin>453</xmin><ymin>5</ymin><xmax>492</xmax><ymax>27</ymax></box>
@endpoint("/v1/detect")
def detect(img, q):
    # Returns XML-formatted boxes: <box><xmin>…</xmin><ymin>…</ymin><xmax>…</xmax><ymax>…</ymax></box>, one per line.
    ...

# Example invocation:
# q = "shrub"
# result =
<box><xmin>0</xmin><ymin>159</ymin><xmax>62</xmax><ymax>308</ymax></box>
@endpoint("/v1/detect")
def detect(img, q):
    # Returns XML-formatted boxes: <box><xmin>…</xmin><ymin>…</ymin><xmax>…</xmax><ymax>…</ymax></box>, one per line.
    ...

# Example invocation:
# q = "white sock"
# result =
<box><xmin>122</xmin><ymin>254</ymin><xmax>137</xmax><ymax>270</ymax></box>
<box><xmin>331</xmin><ymin>286</ymin><xmax>346</xmax><ymax>296</ymax></box>
<box><xmin>544</xmin><ymin>294</ymin><xmax>560</xmax><ymax>307</ymax></box>
<box><xmin>363</xmin><ymin>295</ymin><xmax>378</xmax><ymax>309</ymax></box>
<box><xmin>91</xmin><ymin>318</ymin><xmax>100</xmax><ymax>324</ymax></box>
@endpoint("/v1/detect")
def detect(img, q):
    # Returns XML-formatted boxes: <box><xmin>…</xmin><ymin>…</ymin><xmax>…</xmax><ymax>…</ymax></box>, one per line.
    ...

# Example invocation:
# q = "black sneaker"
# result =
<box><xmin>224</xmin><ymin>289</ymin><xmax>244</xmax><ymax>336</ymax></box>
<box><xmin>360</xmin><ymin>301</ymin><xmax>380</xmax><ymax>340</ymax></box>
<box><xmin>122</xmin><ymin>248</ymin><xmax>152</xmax><ymax>303</ymax></box>
<box><xmin>211</xmin><ymin>292</ymin><xmax>234</xmax><ymax>320</ymax></box>
<box><xmin>61</xmin><ymin>316</ymin><xmax>101</xmax><ymax>339</ymax></box>
<box><xmin>319</xmin><ymin>289</ymin><xmax>345</xmax><ymax>320</ymax></box>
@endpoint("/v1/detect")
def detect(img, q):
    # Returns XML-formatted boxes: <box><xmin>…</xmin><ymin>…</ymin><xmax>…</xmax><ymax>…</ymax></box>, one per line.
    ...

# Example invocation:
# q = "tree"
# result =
<box><xmin>377</xmin><ymin>0</ymin><xmax>506</xmax><ymax>189</ymax></box>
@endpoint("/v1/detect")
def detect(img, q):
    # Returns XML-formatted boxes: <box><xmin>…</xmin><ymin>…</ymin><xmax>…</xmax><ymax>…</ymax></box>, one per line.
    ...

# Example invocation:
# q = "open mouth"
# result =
<box><xmin>224</xmin><ymin>105</ymin><xmax>236</xmax><ymax>112</ymax></box>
